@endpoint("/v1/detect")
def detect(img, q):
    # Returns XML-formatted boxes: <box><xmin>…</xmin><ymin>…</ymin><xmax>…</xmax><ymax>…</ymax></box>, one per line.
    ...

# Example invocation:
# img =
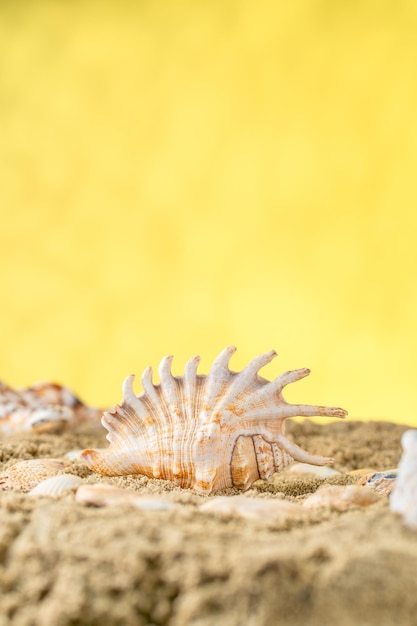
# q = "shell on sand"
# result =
<box><xmin>81</xmin><ymin>347</ymin><xmax>347</xmax><ymax>494</ymax></box>
<box><xmin>303</xmin><ymin>485</ymin><xmax>381</xmax><ymax>511</ymax></box>
<box><xmin>357</xmin><ymin>470</ymin><xmax>398</xmax><ymax>497</ymax></box>
<box><xmin>283</xmin><ymin>463</ymin><xmax>341</xmax><ymax>478</ymax></box>
<box><xmin>0</xmin><ymin>458</ymin><xmax>71</xmax><ymax>492</ymax></box>
<box><xmin>199</xmin><ymin>496</ymin><xmax>303</xmax><ymax>521</ymax></box>
<box><xmin>28</xmin><ymin>474</ymin><xmax>84</xmax><ymax>497</ymax></box>
<box><xmin>390</xmin><ymin>429</ymin><xmax>417</xmax><ymax>527</ymax></box>
<box><xmin>0</xmin><ymin>380</ymin><xmax>102</xmax><ymax>437</ymax></box>
<box><xmin>75</xmin><ymin>484</ymin><xmax>175</xmax><ymax>511</ymax></box>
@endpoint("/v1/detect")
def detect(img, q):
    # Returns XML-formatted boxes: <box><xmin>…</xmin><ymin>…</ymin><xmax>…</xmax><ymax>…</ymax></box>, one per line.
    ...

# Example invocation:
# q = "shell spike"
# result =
<box><xmin>209</xmin><ymin>346</ymin><xmax>237</xmax><ymax>377</ymax></box>
<box><xmin>141</xmin><ymin>366</ymin><xmax>157</xmax><ymax>398</ymax></box>
<box><xmin>284</xmin><ymin>404</ymin><xmax>348</xmax><ymax>419</ymax></box>
<box><xmin>158</xmin><ymin>355</ymin><xmax>175</xmax><ymax>386</ymax></box>
<box><xmin>184</xmin><ymin>355</ymin><xmax>200</xmax><ymax>381</ymax></box>
<box><xmin>237</xmin><ymin>350</ymin><xmax>277</xmax><ymax>383</ymax></box>
<box><xmin>121</xmin><ymin>375</ymin><xmax>141</xmax><ymax>411</ymax></box>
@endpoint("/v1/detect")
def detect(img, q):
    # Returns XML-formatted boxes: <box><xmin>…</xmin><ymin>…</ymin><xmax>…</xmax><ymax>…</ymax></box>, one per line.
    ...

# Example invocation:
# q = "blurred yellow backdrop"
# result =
<box><xmin>1</xmin><ymin>0</ymin><xmax>416</xmax><ymax>423</ymax></box>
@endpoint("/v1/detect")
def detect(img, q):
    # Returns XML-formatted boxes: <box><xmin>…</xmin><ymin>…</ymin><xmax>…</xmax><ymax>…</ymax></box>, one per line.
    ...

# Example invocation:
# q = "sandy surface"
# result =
<box><xmin>0</xmin><ymin>419</ymin><xmax>416</xmax><ymax>626</ymax></box>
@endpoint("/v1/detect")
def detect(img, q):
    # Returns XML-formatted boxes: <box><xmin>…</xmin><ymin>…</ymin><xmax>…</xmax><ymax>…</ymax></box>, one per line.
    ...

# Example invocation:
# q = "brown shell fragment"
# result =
<box><xmin>356</xmin><ymin>470</ymin><xmax>398</xmax><ymax>496</ymax></box>
<box><xmin>303</xmin><ymin>485</ymin><xmax>382</xmax><ymax>511</ymax></box>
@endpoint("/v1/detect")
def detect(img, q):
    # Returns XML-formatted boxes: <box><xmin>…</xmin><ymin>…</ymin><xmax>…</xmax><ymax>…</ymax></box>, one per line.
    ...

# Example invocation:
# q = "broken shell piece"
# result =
<box><xmin>0</xmin><ymin>458</ymin><xmax>71</xmax><ymax>492</ymax></box>
<box><xmin>284</xmin><ymin>463</ymin><xmax>341</xmax><ymax>478</ymax></box>
<box><xmin>200</xmin><ymin>496</ymin><xmax>304</xmax><ymax>521</ymax></box>
<box><xmin>81</xmin><ymin>347</ymin><xmax>347</xmax><ymax>494</ymax></box>
<box><xmin>390</xmin><ymin>429</ymin><xmax>417</xmax><ymax>528</ymax></box>
<box><xmin>75</xmin><ymin>484</ymin><xmax>176</xmax><ymax>511</ymax></box>
<box><xmin>357</xmin><ymin>470</ymin><xmax>398</xmax><ymax>497</ymax></box>
<box><xmin>28</xmin><ymin>474</ymin><xmax>84</xmax><ymax>497</ymax></box>
<box><xmin>303</xmin><ymin>485</ymin><xmax>381</xmax><ymax>511</ymax></box>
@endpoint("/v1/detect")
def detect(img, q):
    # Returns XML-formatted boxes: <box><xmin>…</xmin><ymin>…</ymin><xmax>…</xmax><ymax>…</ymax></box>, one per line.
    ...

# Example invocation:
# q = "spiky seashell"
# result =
<box><xmin>0</xmin><ymin>380</ymin><xmax>101</xmax><ymax>437</ymax></box>
<box><xmin>28</xmin><ymin>474</ymin><xmax>84</xmax><ymax>497</ymax></box>
<box><xmin>390</xmin><ymin>430</ymin><xmax>417</xmax><ymax>527</ymax></box>
<box><xmin>357</xmin><ymin>469</ymin><xmax>398</xmax><ymax>497</ymax></box>
<box><xmin>303</xmin><ymin>485</ymin><xmax>381</xmax><ymax>511</ymax></box>
<box><xmin>199</xmin><ymin>496</ymin><xmax>304</xmax><ymax>522</ymax></box>
<box><xmin>81</xmin><ymin>347</ymin><xmax>348</xmax><ymax>494</ymax></box>
<box><xmin>0</xmin><ymin>458</ymin><xmax>71</xmax><ymax>492</ymax></box>
<box><xmin>75</xmin><ymin>484</ymin><xmax>176</xmax><ymax>510</ymax></box>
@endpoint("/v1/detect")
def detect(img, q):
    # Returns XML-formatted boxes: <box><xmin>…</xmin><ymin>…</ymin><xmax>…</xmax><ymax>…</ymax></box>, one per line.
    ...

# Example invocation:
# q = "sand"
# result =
<box><xmin>0</xmin><ymin>419</ymin><xmax>416</xmax><ymax>626</ymax></box>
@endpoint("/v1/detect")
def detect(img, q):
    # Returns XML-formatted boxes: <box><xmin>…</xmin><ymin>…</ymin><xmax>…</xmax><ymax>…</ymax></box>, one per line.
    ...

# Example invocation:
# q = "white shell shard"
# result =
<box><xmin>81</xmin><ymin>348</ymin><xmax>348</xmax><ymax>494</ymax></box>
<box><xmin>284</xmin><ymin>463</ymin><xmax>341</xmax><ymax>478</ymax></box>
<box><xmin>75</xmin><ymin>484</ymin><xmax>176</xmax><ymax>510</ymax></box>
<box><xmin>0</xmin><ymin>458</ymin><xmax>71</xmax><ymax>492</ymax></box>
<box><xmin>28</xmin><ymin>474</ymin><xmax>84</xmax><ymax>496</ymax></box>
<box><xmin>303</xmin><ymin>485</ymin><xmax>381</xmax><ymax>511</ymax></box>
<box><xmin>390</xmin><ymin>429</ymin><xmax>417</xmax><ymax>527</ymax></box>
<box><xmin>199</xmin><ymin>496</ymin><xmax>304</xmax><ymax>521</ymax></box>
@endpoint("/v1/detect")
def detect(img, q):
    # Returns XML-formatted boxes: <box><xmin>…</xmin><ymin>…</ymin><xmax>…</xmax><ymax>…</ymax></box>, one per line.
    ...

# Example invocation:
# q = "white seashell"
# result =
<box><xmin>28</xmin><ymin>474</ymin><xmax>84</xmax><ymax>497</ymax></box>
<box><xmin>81</xmin><ymin>347</ymin><xmax>348</xmax><ymax>494</ymax></box>
<box><xmin>0</xmin><ymin>458</ymin><xmax>71</xmax><ymax>492</ymax></box>
<box><xmin>75</xmin><ymin>484</ymin><xmax>176</xmax><ymax>510</ymax></box>
<box><xmin>303</xmin><ymin>485</ymin><xmax>381</xmax><ymax>511</ymax></box>
<box><xmin>283</xmin><ymin>463</ymin><xmax>341</xmax><ymax>478</ymax></box>
<box><xmin>199</xmin><ymin>496</ymin><xmax>304</xmax><ymax>521</ymax></box>
<box><xmin>390</xmin><ymin>429</ymin><xmax>417</xmax><ymax>527</ymax></box>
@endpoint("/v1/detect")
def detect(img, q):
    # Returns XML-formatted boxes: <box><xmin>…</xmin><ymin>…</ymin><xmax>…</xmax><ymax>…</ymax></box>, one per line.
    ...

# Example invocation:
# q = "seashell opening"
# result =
<box><xmin>81</xmin><ymin>347</ymin><xmax>348</xmax><ymax>494</ymax></box>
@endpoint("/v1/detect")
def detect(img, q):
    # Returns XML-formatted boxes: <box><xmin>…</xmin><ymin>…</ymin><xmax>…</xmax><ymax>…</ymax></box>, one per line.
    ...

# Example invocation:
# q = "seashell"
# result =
<box><xmin>356</xmin><ymin>469</ymin><xmax>398</xmax><ymax>497</ymax></box>
<box><xmin>28</xmin><ymin>474</ymin><xmax>84</xmax><ymax>497</ymax></box>
<box><xmin>75</xmin><ymin>484</ymin><xmax>176</xmax><ymax>510</ymax></box>
<box><xmin>0</xmin><ymin>380</ymin><xmax>102</xmax><ymax>437</ymax></box>
<box><xmin>283</xmin><ymin>463</ymin><xmax>341</xmax><ymax>478</ymax></box>
<box><xmin>0</xmin><ymin>458</ymin><xmax>71</xmax><ymax>492</ymax></box>
<box><xmin>390</xmin><ymin>430</ymin><xmax>417</xmax><ymax>527</ymax></box>
<box><xmin>81</xmin><ymin>347</ymin><xmax>348</xmax><ymax>494</ymax></box>
<box><xmin>303</xmin><ymin>484</ymin><xmax>381</xmax><ymax>511</ymax></box>
<box><xmin>199</xmin><ymin>496</ymin><xmax>304</xmax><ymax>522</ymax></box>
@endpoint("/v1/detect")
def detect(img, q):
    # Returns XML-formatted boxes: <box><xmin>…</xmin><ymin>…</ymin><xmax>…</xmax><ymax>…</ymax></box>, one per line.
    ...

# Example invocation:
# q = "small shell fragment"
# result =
<box><xmin>303</xmin><ymin>485</ymin><xmax>381</xmax><ymax>511</ymax></box>
<box><xmin>390</xmin><ymin>429</ymin><xmax>417</xmax><ymax>528</ymax></box>
<box><xmin>199</xmin><ymin>496</ymin><xmax>304</xmax><ymax>521</ymax></box>
<box><xmin>75</xmin><ymin>484</ymin><xmax>176</xmax><ymax>511</ymax></box>
<box><xmin>28</xmin><ymin>474</ymin><xmax>84</xmax><ymax>497</ymax></box>
<box><xmin>0</xmin><ymin>458</ymin><xmax>71</xmax><ymax>492</ymax></box>
<box><xmin>284</xmin><ymin>463</ymin><xmax>341</xmax><ymax>478</ymax></box>
<box><xmin>356</xmin><ymin>470</ymin><xmax>398</xmax><ymax>496</ymax></box>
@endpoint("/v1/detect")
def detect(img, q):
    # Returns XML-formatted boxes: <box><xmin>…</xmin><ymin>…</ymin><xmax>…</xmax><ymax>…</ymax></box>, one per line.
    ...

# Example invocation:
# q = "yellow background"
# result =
<box><xmin>1</xmin><ymin>1</ymin><xmax>416</xmax><ymax>423</ymax></box>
